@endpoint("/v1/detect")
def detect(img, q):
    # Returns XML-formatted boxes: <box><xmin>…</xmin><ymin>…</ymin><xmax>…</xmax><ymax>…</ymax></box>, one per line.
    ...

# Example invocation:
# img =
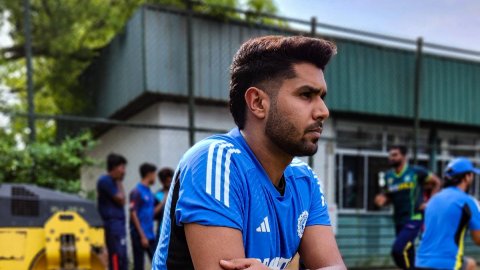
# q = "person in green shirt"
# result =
<box><xmin>375</xmin><ymin>145</ymin><xmax>440</xmax><ymax>270</ymax></box>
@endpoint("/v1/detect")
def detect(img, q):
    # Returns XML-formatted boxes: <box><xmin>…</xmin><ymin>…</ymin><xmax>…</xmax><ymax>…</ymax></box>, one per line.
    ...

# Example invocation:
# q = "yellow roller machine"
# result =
<box><xmin>0</xmin><ymin>184</ymin><xmax>107</xmax><ymax>270</ymax></box>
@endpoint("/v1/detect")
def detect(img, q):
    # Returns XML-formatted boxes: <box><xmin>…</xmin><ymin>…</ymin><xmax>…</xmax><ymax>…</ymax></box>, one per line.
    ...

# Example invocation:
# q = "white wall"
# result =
<box><xmin>82</xmin><ymin>100</ymin><xmax>336</xmax><ymax>204</ymax></box>
<box><xmin>81</xmin><ymin>104</ymin><xmax>162</xmax><ymax>194</ymax></box>
<box><xmin>81</xmin><ymin>101</ymin><xmax>237</xmax><ymax>194</ymax></box>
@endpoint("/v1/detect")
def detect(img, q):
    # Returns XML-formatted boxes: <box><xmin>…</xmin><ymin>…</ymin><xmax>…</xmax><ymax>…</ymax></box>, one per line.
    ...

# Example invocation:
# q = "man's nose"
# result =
<box><xmin>313</xmin><ymin>97</ymin><xmax>329</xmax><ymax>121</ymax></box>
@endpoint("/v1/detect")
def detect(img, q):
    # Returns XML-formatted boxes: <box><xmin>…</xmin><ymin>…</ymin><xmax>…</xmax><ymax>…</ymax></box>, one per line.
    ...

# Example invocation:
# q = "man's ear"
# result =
<box><xmin>244</xmin><ymin>87</ymin><xmax>269</xmax><ymax>121</ymax></box>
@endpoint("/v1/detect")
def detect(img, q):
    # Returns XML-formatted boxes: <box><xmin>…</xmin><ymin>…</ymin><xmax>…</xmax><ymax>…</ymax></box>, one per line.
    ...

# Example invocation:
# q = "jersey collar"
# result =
<box><xmin>229</xmin><ymin>128</ymin><xmax>291</xmax><ymax>198</ymax></box>
<box><xmin>394</xmin><ymin>163</ymin><xmax>409</xmax><ymax>178</ymax></box>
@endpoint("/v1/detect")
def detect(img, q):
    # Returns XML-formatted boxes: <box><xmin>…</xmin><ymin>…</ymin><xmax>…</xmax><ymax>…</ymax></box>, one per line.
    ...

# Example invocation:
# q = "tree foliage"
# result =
<box><xmin>0</xmin><ymin>0</ymin><xmax>282</xmax><ymax>192</ymax></box>
<box><xmin>0</xmin><ymin>0</ymin><xmax>283</xmax><ymax>140</ymax></box>
<box><xmin>0</xmin><ymin>131</ymin><xmax>98</xmax><ymax>193</ymax></box>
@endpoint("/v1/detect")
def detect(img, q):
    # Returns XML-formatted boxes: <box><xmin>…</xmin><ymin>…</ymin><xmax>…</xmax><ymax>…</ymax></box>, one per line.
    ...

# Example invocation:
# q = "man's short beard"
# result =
<box><xmin>265</xmin><ymin>97</ymin><xmax>319</xmax><ymax>157</ymax></box>
<box><xmin>389</xmin><ymin>160</ymin><xmax>402</xmax><ymax>168</ymax></box>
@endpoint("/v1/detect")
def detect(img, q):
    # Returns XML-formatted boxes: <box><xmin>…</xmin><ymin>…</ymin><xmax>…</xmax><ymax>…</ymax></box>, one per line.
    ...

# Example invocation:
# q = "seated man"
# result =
<box><xmin>152</xmin><ymin>36</ymin><xmax>345</xmax><ymax>270</ymax></box>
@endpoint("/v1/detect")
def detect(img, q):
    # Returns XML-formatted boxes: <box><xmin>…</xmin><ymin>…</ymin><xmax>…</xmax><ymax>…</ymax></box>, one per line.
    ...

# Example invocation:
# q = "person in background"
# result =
<box><xmin>375</xmin><ymin>145</ymin><xmax>441</xmax><ymax>270</ymax></box>
<box><xmin>155</xmin><ymin>167</ymin><xmax>174</xmax><ymax>240</ymax></box>
<box><xmin>416</xmin><ymin>157</ymin><xmax>480</xmax><ymax>270</ymax></box>
<box><xmin>129</xmin><ymin>163</ymin><xmax>158</xmax><ymax>270</ymax></box>
<box><xmin>97</xmin><ymin>153</ymin><xmax>128</xmax><ymax>270</ymax></box>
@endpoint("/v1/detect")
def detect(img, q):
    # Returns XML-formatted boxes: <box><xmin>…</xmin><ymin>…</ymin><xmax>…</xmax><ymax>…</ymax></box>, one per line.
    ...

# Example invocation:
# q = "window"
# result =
<box><xmin>448</xmin><ymin>137</ymin><xmax>477</xmax><ymax>157</ymax></box>
<box><xmin>335</xmin><ymin>154</ymin><xmax>434</xmax><ymax>212</ymax></box>
<box><xmin>336</xmin><ymin>155</ymin><xmax>365</xmax><ymax>209</ymax></box>
<box><xmin>334</xmin><ymin>123</ymin><xmax>480</xmax><ymax>212</ymax></box>
<box><xmin>366</xmin><ymin>156</ymin><xmax>390</xmax><ymax>211</ymax></box>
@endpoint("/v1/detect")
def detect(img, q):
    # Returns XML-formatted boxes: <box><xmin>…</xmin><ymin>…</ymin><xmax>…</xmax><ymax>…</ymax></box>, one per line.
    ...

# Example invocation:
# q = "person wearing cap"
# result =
<box><xmin>416</xmin><ymin>157</ymin><xmax>480</xmax><ymax>270</ymax></box>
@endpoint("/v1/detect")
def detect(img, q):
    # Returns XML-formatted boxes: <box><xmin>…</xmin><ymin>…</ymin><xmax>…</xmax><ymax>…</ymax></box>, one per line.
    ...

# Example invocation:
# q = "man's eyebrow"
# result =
<box><xmin>298</xmin><ymin>85</ymin><xmax>327</xmax><ymax>95</ymax></box>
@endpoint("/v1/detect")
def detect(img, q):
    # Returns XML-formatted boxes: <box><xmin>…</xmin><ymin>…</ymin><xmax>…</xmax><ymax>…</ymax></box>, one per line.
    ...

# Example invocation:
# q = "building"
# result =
<box><xmin>80</xmin><ymin>4</ymin><xmax>480</xmax><ymax>268</ymax></box>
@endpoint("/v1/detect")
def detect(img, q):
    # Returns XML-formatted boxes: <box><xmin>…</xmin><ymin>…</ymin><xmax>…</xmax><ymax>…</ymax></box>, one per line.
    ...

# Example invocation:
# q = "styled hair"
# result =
<box><xmin>443</xmin><ymin>172</ymin><xmax>469</xmax><ymax>188</ymax></box>
<box><xmin>229</xmin><ymin>35</ymin><xmax>337</xmax><ymax>129</ymax></box>
<box><xmin>158</xmin><ymin>167</ymin><xmax>174</xmax><ymax>184</ymax></box>
<box><xmin>106</xmin><ymin>153</ymin><xmax>127</xmax><ymax>172</ymax></box>
<box><xmin>139</xmin><ymin>163</ymin><xmax>157</xmax><ymax>178</ymax></box>
<box><xmin>389</xmin><ymin>145</ymin><xmax>408</xmax><ymax>156</ymax></box>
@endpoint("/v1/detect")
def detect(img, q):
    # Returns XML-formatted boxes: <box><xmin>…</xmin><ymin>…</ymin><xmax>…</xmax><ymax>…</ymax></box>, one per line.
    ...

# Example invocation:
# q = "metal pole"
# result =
<box><xmin>186</xmin><ymin>0</ymin><xmax>196</xmax><ymax>146</ymax></box>
<box><xmin>23</xmin><ymin>0</ymin><xmax>35</xmax><ymax>142</ymax></box>
<box><xmin>413</xmin><ymin>37</ymin><xmax>423</xmax><ymax>165</ymax></box>
<box><xmin>308</xmin><ymin>17</ymin><xmax>317</xmax><ymax>168</ymax></box>
<box><xmin>428</xmin><ymin>128</ymin><xmax>438</xmax><ymax>173</ymax></box>
<box><xmin>310</xmin><ymin>16</ymin><xmax>317</xmax><ymax>37</ymax></box>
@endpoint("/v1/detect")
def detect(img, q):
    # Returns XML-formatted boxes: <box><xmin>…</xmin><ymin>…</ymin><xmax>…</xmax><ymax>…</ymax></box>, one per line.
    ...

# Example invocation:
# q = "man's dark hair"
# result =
<box><xmin>140</xmin><ymin>163</ymin><xmax>157</xmax><ymax>178</ymax></box>
<box><xmin>443</xmin><ymin>172</ymin><xmax>469</xmax><ymax>188</ymax></box>
<box><xmin>389</xmin><ymin>145</ymin><xmax>408</xmax><ymax>156</ymax></box>
<box><xmin>229</xmin><ymin>35</ymin><xmax>337</xmax><ymax>129</ymax></box>
<box><xmin>158</xmin><ymin>167</ymin><xmax>174</xmax><ymax>184</ymax></box>
<box><xmin>107</xmin><ymin>153</ymin><xmax>127</xmax><ymax>172</ymax></box>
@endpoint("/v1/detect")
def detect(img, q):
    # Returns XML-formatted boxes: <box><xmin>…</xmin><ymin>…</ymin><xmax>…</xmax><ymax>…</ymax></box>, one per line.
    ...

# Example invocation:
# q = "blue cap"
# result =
<box><xmin>445</xmin><ymin>157</ymin><xmax>480</xmax><ymax>178</ymax></box>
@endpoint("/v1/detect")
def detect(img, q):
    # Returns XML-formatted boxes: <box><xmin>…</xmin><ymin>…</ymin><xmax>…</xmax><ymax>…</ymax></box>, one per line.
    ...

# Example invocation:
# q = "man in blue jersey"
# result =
<box><xmin>97</xmin><ymin>153</ymin><xmax>128</xmax><ymax>270</ymax></box>
<box><xmin>416</xmin><ymin>157</ymin><xmax>480</xmax><ymax>270</ymax></box>
<box><xmin>375</xmin><ymin>145</ymin><xmax>440</xmax><ymax>270</ymax></box>
<box><xmin>154</xmin><ymin>167</ymin><xmax>173</xmax><ymax>240</ymax></box>
<box><xmin>152</xmin><ymin>35</ymin><xmax>345</xmax><ymax>270</ymax></box>
<box><xmin>129</xmin><ymin>163</ymin><xmax>158</xmax><ymax>270</ymax></box>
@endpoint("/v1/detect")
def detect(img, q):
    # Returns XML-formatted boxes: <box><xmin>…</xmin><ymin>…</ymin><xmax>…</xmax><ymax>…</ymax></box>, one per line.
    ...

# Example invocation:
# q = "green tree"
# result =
<box><xmin>0</xmin><ymin>0</ymin><xmax>283</xmax><ymax>142</ymax></box>
<box><xmin>0</xmin><ymin>131</ymin><xmax>98</xmax><ymax>193</ymax></box>
<box><xmin>0</xmin><ymin>0</ymin><xmax>283</xmax><ymax>192</ymax></box>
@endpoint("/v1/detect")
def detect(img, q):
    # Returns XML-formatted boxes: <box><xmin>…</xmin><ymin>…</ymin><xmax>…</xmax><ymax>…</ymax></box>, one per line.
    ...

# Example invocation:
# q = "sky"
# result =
<box><xmin>274</xmin><ymin>0</ymin><xmax>480</xmax><ymax>59</ymax></box>
<box><xmin>1</xmin><ymin>1</ymin><xmax>479</xmax><ymax>54</ymax></box>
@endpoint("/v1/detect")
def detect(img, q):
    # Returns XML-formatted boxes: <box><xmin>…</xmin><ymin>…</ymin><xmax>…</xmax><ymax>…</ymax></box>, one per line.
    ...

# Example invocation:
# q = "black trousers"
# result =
<box><xmin>131</xmin><ymin>230</ymin><xmax>156</xmax><ymax>270</ymax></box>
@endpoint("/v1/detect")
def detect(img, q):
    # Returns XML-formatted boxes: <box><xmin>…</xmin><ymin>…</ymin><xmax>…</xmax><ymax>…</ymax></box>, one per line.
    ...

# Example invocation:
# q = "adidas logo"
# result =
<box><xmin>256</xmin><ymin>216</ymin><xmax>270</xmax><ymax>233</ymax></box>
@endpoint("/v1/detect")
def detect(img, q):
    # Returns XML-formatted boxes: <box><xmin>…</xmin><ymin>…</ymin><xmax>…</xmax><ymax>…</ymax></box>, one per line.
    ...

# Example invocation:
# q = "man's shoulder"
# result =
<box><xmin>410</xmin><ymin>165</ymin><xmax>430</xmax><ymax>175</ymax></box>
<box><xmin>180</xmin><ymin>133</ymin><xmax>246</xmax><ymax>170</ymax></box>
<box><xmin>288</xmin><ymin>158</ymin><xmax>321</xmax><ymax>189</ymax></box>
<box><xmin>433</xmin><ymin>188</ymin><xmax>467</xmax><ymax>204</ymax></box>
<box><xmin>97</xmin><ymin>174</ymin><xmax>111</xmax><ymax>182</ymax></box>
<box><xmin>129</xmin><ymin>185</ymin><xmax>141</xmax><ymax>196</ymax></box>
<box><xmin>288</xmin><ymin>158</ymin><xmax>314</xmax><ymax>177</ymax></box>
<box><xmin>97</xmin><ymin>175</ymin><xmax>113</xmax><ymax>187</ymax></box>
<box><xmin>384</xmin><ymin>169</ymin><xmax>395</xmax><ymax>178</ymax></box>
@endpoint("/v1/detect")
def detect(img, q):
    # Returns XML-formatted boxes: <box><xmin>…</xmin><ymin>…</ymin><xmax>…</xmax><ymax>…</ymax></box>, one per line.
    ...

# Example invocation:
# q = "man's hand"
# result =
<box><xmin>374</xmin><ymin>193</ymin><xmax>388</xmax><ymax>207</ymax></box>
<box><xmin>141</xmin><ymin>235</ymin><xmax>149</xmax><ymax>249</ymax></box>
<box><xmin>419</xmin><ymin>202</ymin><xmax>427</xmax><ymax>211</ymax></box>
<box><xmin>220</xmin><ymin>259</ymin><xmax>269</xmax><ymax>270</ymax></box>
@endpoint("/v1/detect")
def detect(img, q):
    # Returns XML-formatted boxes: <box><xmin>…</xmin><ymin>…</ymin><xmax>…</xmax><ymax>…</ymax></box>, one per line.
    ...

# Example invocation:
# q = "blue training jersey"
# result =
<box><xmin>129</xmin><ymin>183</ymin><xmax>155</xmax><ymax>240</ymax></box>
<box><xmin>416</xmin><ymin>186</ymin><xmax>480</xmax><ymax>269</ymax></box>
<box><xmin>96</xmin><ymin>175</ymin><xmax>126</xmax><ymax>234</ymax></box>
<box><xmin>152</xmin><ymin>128</ymin><xmax>330</xmax><ymax>270</ymax></box>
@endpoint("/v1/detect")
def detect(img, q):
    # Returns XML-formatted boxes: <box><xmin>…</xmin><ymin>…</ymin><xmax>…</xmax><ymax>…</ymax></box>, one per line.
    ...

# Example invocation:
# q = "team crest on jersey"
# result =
<box><xmin>387</xmin><ymin>178</ymin><xmax>393</xmax><ymax>185</ymax></box>
<box><xmin>297</xmin><ymin>211</ymin><xmax>309</xmax><ymax>238</ymax></box>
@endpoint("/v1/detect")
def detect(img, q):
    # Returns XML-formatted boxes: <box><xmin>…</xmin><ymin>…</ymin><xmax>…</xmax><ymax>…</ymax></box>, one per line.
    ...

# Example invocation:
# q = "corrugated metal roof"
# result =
<box><xmin>83</xmin><ymin>5</ymin><xmax>480</xmax><ymax>126</ymax></box>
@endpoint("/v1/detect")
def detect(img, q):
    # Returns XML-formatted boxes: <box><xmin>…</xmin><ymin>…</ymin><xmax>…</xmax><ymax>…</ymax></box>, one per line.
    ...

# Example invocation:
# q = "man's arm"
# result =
<box><xmin>129</xmin><ymin>190</ymin><xmax>149</xmax><ymax>248</ymax></box>
<box><xmin>468</xmin><ymin>198</ymin><xmax>480</xmax><ymax>245</ymax></box>
<box><xmin>471</xmin><ymin>230</ymin><xmax>480</xmax><ymax>245</ymax></box>
<box><xmin>426</xmin><ymin>173</ymin><xmax>441</xmax><ymax>194</ymax></box>
<box><xmin>374</xmin><ymin>193</ymin><xmax>389</xmax><ymax>207</ymax></box>
<box><xmin>184</xmin><ymin>223</ymin><xmax>246</xmax><ymax>270</ymax></box>
<box><xmin>130</xmin><ymin>209</ymin><xmax>150</xmax><ymax>248</ymax></box>
<box><xmin>298</xmin><ymin>225</ymin><xmax>346</xmax><ymax>270</ymax></box>
<box><xmin>112</xmin><ymin>180</ymin><xmax>125</xmax><ymax>206</ymax></box>
<box><xmin>154</xmin><ymin>194</ymin><xmax>167</xmax><ymax>216</ymax></box>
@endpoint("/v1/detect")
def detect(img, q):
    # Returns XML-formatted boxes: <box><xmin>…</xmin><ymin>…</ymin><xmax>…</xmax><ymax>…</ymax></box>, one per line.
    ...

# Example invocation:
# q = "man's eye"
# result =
<box><xmin>301</xmin><ymin>92</ymin><xmax>312</xmax><ymax>98</ymax></box>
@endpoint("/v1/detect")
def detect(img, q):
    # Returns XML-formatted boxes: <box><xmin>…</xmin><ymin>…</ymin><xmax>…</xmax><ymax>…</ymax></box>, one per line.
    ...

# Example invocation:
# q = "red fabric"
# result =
<box><xmin>112</xmin><ymin>254</ymin><xmax>119</xmax><ymax>270</ymax></box>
